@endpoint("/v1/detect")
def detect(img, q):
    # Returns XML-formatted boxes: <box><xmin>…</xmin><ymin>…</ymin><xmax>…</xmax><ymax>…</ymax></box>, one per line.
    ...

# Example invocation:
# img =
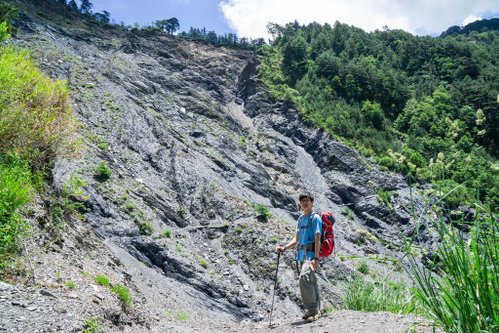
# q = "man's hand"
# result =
<box><xmin>276</xmin><ymin>245</ymin><xmax>286</xmax><ymax>253</ymax></box>
<box><xmin>310</xmin><ymin>258</ymin><xmax>319</xmax><ymax>272</ymax></box>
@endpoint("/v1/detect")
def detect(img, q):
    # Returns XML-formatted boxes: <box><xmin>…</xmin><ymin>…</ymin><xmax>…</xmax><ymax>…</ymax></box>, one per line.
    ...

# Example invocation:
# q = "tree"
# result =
<box><xmin>80</xmin><ymin>0</ymin><xmax>92</xmax><ymax>15</ymax></box>
<box><xmin>67</xmin><ymin>0</ymin><xmax>78</xmax><ymax>12</ymax></box>
<box><xmin>154</xmin><ymin>17</ymin><xmax>179</xmax><ymax>34</ymax></box>
<box><xmin>0</xmin><ymin>1</ymin><xmax>19</xmax><ymax>24</ymax></box>
<box><xmin>94</xmin><ymin>11</ymin><xmax>110</xmax><ymax>24</ymax></box>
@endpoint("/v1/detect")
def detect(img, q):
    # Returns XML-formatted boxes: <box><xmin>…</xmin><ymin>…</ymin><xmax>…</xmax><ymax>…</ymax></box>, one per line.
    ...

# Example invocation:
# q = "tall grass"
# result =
<box><xmin>408</xmin><ymin>213</ymin><xmax>498</xmax><ymax>332</ymax></box>
<box><xmin>0</xmin><ymin>154</ymin><xmax>32</xmax><ymax>271</ymax></box>
<box><xmin>0</xmin><ymin>46</ymin><xmax>80</xmax><ymax>170</ymax></box>
<box><xmin>341</xmin><ymin>275</ymin><xmax>422</xmax><ymax>315</ymax></box>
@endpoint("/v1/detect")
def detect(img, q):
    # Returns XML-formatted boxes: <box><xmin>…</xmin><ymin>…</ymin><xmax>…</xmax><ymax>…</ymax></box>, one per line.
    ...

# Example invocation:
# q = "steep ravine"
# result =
<box><xmin>1</xmin><ymin>4</ymin><xmax>438</xmax><ymax>332</ymax></box>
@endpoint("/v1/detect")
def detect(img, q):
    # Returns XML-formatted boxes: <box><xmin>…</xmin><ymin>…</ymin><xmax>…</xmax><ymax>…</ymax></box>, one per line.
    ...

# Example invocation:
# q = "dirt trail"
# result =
<box><xmin>158</xmin><ymin>310</ymin><xmax>439</xmax><ymax>333</ymax></box>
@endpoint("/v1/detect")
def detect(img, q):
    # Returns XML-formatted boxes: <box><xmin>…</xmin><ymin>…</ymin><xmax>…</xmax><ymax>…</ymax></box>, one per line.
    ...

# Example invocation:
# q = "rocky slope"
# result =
<box><xmin>1</xmin><ymin>2</ymin><xmax>437</xmax><ymax>332</ymax></box>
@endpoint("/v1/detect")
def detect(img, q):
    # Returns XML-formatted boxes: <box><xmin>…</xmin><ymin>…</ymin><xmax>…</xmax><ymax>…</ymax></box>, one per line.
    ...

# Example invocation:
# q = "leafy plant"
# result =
<box><xmin>341</xmin><ymin>206</ymin><xmax>355</xmax><ymax>220</ymax></box>
<box><xmin>94</xmin><ymin>274</ymin><xmax>110</xmax><ymax>287</ymax></box>
<box><xmin>376</xmin><ymin>189</ymin><xmax>392</xmax><ymax>207</ymax></box>
<box><xmin>199</xmin><ymin>258</ymin><xmax>208</xmax><ymax>269</ymax></box>
<box><xmin>65</xmin><ymin>281</ymin><xmax>77</xmax><ymax>289</ymax></box>
<box><xmin>138</xmin><ymin>221</ymin><xmax>154</xmax><ymax>236</ymax></box>
<box><xmin>161</xmin><ymin>229</ymin><xmax>172</xmax><ymax>238</ymax></box>
<box><xmin>82</xmin><ymin>317</ymin><xmax>102</xmax><ymax>333</ymax></box>
<box><xmin>253</xmin><ymin>203</ymin><xmax>272</xmax><ymax>219</ymax></box>
<box><xmin>111</xmin><ymin>284</ymin><xmax>132</xmax><ymax>310</ymax></box>
<box><xmin>93</xmin><ymin>161</ymin><xmax>112</xmax><ymax>181</ymax></box>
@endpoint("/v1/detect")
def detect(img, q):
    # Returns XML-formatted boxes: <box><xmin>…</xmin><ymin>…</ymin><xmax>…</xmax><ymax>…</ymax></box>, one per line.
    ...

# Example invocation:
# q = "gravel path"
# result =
<box><xmin>1</xmin><ymin>280</ymin><xmax>441</xmax><ymax>333</ymax></box>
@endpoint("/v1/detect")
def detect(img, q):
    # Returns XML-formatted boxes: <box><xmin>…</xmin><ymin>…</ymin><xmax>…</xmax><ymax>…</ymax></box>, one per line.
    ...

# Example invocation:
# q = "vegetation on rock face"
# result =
<box><xmin>257</xmin><ymin>20</ymin><xmax>498</xmax><ymax>210</ymax></box>
<box><xmin>0</xmin><ymin>13</ymin><xmax>80</xmax><ymax>275</ymax></box>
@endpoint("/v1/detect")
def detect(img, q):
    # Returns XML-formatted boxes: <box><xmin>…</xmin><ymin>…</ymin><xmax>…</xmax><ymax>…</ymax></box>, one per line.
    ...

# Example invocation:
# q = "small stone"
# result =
<box><xmin>40</xmin><ymin>289</ymin><xmax>57</xmax><ymax>298</ymax></box>
<box><xmin>27</xmin><ymin>306</ymin><xmax>37</xmax><ymax>311</ymax></box>
<box><xmin>11</xmin><ymin>301</ymin><xmax>26</xmax><ymax>307</ymax></box>
<box><xmin>243</xmin><ymin>285</ymin><xmax>249</xmax><ymax>291</ymax></box>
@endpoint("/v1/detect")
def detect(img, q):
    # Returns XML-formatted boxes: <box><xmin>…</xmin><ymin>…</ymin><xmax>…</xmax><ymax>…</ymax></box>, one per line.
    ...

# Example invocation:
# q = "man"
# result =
<box><xmin>276</xmin><ymin>192</ymin><xmax>322</xmax><ymax>321</ymax></box>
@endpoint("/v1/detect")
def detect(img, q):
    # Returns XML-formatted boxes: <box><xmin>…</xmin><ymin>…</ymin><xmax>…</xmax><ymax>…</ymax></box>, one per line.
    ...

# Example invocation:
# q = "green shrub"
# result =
<box><xmin>0</xmin><ymin>21</ymin><xmax>9</xmax><ymax>42</ymax></box>
<box><xmin>111</xmin><ymin>284</ymin><xmax>132</xmax><ymax>309</ymax></box>
<box><xmin>341</xmin><ymin>206</ymin><xmax>355</xmax><ymax>220</ymax></box>
<box><xmin>94</xmin><ymin>274</ymin><xmax>110</xmax><ymax>287</ymax></box>
<box><xmin>93</xmin><ymin>161</ymin><xmax>112</xmax><ymax>181</ymax></box>
<box><xmin>138</xmin><ymin>221</ymin><xmax>154</xmax><ymax>236</ymax></box>
<box><xmin>199</xmin><ymin>258</ymin><xmax>208</xmax><ymax>269</ymax></box>
<box><xmin>161</xmin><ymin>229</ymin><xmax>172</xmax><ymax>238</ymax></box>
<box><xmin>178</xmin><ymin>208</ymin><xmax>185</xmax><ymax>219</ymax></box>
<box><xmin>376</xmin><ymin>189</ymin><xmax>392</xmax><ymax>207</ymax></box>
<box><xmin>253</xmin><ymin>203</ymin><xmax>272</xmax><ymax>219</ymax></box>
<box><xmin>82</xmin><ymin>317</ymin><xmax>102</xmax><ymax>333</ymax></box>
<box><xmin>65</xmin><ymin>281</ymin><xmax>77</xmax><ymax>289</ymax></box>
<box><xmin>408</xmin><ymin>213</ymin><xmax>498</xmax><ymax>332</ymax></box>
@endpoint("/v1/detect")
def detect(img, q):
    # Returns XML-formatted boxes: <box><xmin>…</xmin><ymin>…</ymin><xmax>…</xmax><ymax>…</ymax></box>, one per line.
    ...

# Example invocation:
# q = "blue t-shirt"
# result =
<box><xmin>295</xmin><ymin>212</ymin><xmax>322</xmax><ymax>261</ymax></box>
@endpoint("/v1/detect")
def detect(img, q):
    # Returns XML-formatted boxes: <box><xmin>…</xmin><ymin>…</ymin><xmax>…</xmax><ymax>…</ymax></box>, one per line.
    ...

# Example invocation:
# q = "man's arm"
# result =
<box><xmin>276</xmin><ymin>233</ymin><xmax>298</xmax><ymax>253</ymax></box>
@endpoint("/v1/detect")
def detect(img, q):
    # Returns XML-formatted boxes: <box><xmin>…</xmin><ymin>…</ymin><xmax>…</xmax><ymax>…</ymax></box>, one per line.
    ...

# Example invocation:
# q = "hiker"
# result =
<box><xmin>276</xmin><ymin>192</ymin><xmax>322</xmax><ymax>321</ymax></box>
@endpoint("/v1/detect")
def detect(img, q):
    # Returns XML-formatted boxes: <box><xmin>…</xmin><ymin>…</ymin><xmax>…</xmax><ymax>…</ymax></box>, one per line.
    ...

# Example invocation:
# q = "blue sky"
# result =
<box><xmin>84</xmin><ymin>0</ymin><xmax>499</xmax><ymax>38</ymax></box>
<box><xmin>86</xmin><ymin>0</ymin><xmax>234</xmax><ymax>35</ymax></box>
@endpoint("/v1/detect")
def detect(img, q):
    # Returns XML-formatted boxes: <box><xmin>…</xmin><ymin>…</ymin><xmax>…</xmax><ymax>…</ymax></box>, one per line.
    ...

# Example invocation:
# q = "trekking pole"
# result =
<box><xmin>269</xmin><ymin>251</ymin><xmax>281</xmax><ymax>327</ymax></box>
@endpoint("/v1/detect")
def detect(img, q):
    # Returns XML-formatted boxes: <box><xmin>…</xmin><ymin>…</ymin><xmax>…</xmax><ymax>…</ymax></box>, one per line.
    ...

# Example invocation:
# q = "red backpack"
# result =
<box><xmin>319</xmin><ymin>211</ymin><xmax>335</xmax><ymax>258</ymax></box>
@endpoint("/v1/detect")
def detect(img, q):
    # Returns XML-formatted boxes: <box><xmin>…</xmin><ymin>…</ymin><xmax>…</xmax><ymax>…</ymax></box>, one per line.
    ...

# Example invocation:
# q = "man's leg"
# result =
<box><xmin>299</xmin><ymin>259</ymin><xmax>320</xmax><ymax>318</ymax></box>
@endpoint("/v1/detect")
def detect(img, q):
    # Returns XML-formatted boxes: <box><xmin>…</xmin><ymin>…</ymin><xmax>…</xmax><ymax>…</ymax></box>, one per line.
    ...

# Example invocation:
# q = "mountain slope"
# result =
<box><xmin>1</xmin><ymin>2</ymin><xmax>439</xmax><ymax>332</ymax></box>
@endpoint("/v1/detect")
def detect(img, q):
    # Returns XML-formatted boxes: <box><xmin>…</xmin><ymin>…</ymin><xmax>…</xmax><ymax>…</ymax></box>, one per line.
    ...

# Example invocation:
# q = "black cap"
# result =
<box><xmin>298</xmin><ymin>192</ymin><xmax>314</xmax><ymax>202</ymax></box>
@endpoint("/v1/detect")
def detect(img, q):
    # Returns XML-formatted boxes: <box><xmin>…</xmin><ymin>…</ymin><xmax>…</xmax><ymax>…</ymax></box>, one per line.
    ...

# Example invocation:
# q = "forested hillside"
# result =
<box><xmin>258</xmin><ymin>20</ymin><xmax>498</xmax><ymax>210</ymax></box>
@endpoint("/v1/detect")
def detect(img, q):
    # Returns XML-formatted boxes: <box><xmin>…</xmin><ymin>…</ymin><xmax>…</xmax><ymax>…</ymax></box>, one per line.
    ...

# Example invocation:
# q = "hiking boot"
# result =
<box><xmin>304</xmin><ymin>310</ymin><xmax>321</xmax><ymax>321</ymax></box>
<box><xmin>302</xmin><ymin>309</ymin><xmax>319</xmax><ymax>320</ymax></box>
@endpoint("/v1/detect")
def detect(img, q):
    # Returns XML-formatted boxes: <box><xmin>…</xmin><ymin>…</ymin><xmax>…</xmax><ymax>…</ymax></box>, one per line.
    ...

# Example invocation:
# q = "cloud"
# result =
<box><xmin>219</xmin><ymin>0</ymin><xmax>499</xmax><ymax>39</ymax></box>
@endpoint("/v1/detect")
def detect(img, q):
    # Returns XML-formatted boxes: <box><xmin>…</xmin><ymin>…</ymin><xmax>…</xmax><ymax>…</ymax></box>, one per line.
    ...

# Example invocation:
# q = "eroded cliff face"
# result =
<box><xmin>3</xmin><ymin>3</ymin><xmax>435</xmax><ymax>332</ymax></box>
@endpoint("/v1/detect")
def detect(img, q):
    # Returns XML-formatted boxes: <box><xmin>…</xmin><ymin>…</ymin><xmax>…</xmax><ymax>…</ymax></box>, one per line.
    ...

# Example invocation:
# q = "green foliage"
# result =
<box><xmin>258</xmin><ymin>21</ymin><xmax>498</xmax><ymax>210</ymax></box>
<box><xmin>177</xmin><ymin>208</ymin><xmax>185</xmax><ymax>219</ymax></box>
<box><xmin>253</xmin><ymin>203</ymin><xmax>273</xmax><ymax>219</ymax></box>
<box><xmin>376</xmin><ymin>189</ymin><xmax>392</xmax><ymax>207</ymax></box>
<box><xmin>408</xmin><ymin>213</ymin><xmax>498</xmax><ymax>332</ymax></box>
<box><xmin>161</xmin><ymin>229</ymin><xmax>172</xmax><ymax>238</ymax></box>
<box><xmin>65</xmin><ymin>280</ymin><xmax>77</xmax><ymax>289</ymax></box>
<box><xmin>357</xmin><ymin>261</ymin><xmax>370</xmax><ymax>275</ymax></box>
<box><xmin>341</xmin><ymin>276</ymin><xmax>421</xmax><ymax>315</ymax></box>
<box><xmin>165</xmin><ymin>309</ymin><xmax>190</xmax><ymax>321</ymax></box>
<box><xmin>154</xmin><ymin>18</ymin><xmax>179</xmax><ymax>34</ymax></box>
<box><xmin>138</xmin><ymin>221</ymin><xmax>154</xmax><ymax>236</ymax></box>
<box><xmin>94</xmin><ymin>274</ymin><xmax>110</xmax><ymax>287</ymax></box>
<box><xmin>111</xmin><ymin>284</ymin><xmax>132</xmax><ymax>309</ymax></box>
<box><xmin>0</xmin><ymin>1</ymin><xmax>19</xmax><ymax>28</ymax></box>
<box><xmin>0</xmin><ymin>21</ymin><xmax>9</xmax><ymax>42</ymax></box>
<box><xmin>82</xmin><ymin>317</ymin><xmax>102</xmax><ymax>333</ymax></box>
<box><xmin>0</xmin><ymin>155</ymin><xmax>32</xmax><ymax>272</ymax></box>
<box><xmin>323</xmin><ymin>304</ymin><xmax>334</xmax><ymax>314</ymax></box>
<box><xmin>199</xmin><ymin>258</ymin><xmax>208</xmax><ymax>269</ymax></box>
<box><xmin>0</xmin><ymin>46</ymin><xmax>81</xmax><ymax>171</ymax></box>
<box><xmin>341</xmin><ymin>206</ymin><xmax>354</xmax><ymax>220</ymax></box>
<box><xmin>93</xmin><ymin>161</ymin><xmax>111</xmax><ymax>181</ymax></box>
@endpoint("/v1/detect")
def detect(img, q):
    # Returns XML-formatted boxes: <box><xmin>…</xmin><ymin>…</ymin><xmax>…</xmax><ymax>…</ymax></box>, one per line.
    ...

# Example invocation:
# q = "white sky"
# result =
<box><xmin>219</xmin><ymin>0</ymin><xmax>499</xmax><ymax>39</ymax></box>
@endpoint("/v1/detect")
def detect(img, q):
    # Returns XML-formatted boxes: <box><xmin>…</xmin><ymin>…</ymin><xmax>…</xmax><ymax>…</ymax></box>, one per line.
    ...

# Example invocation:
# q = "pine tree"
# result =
<box><xmin>67</xmin><ymin>0</ymin><xmax>78</xmax><ymax>11</ymax></box>
<box><xmin>80</xmin><ymin>0</ymin><xmax>92</xmax><ymax>14</ymax></box>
